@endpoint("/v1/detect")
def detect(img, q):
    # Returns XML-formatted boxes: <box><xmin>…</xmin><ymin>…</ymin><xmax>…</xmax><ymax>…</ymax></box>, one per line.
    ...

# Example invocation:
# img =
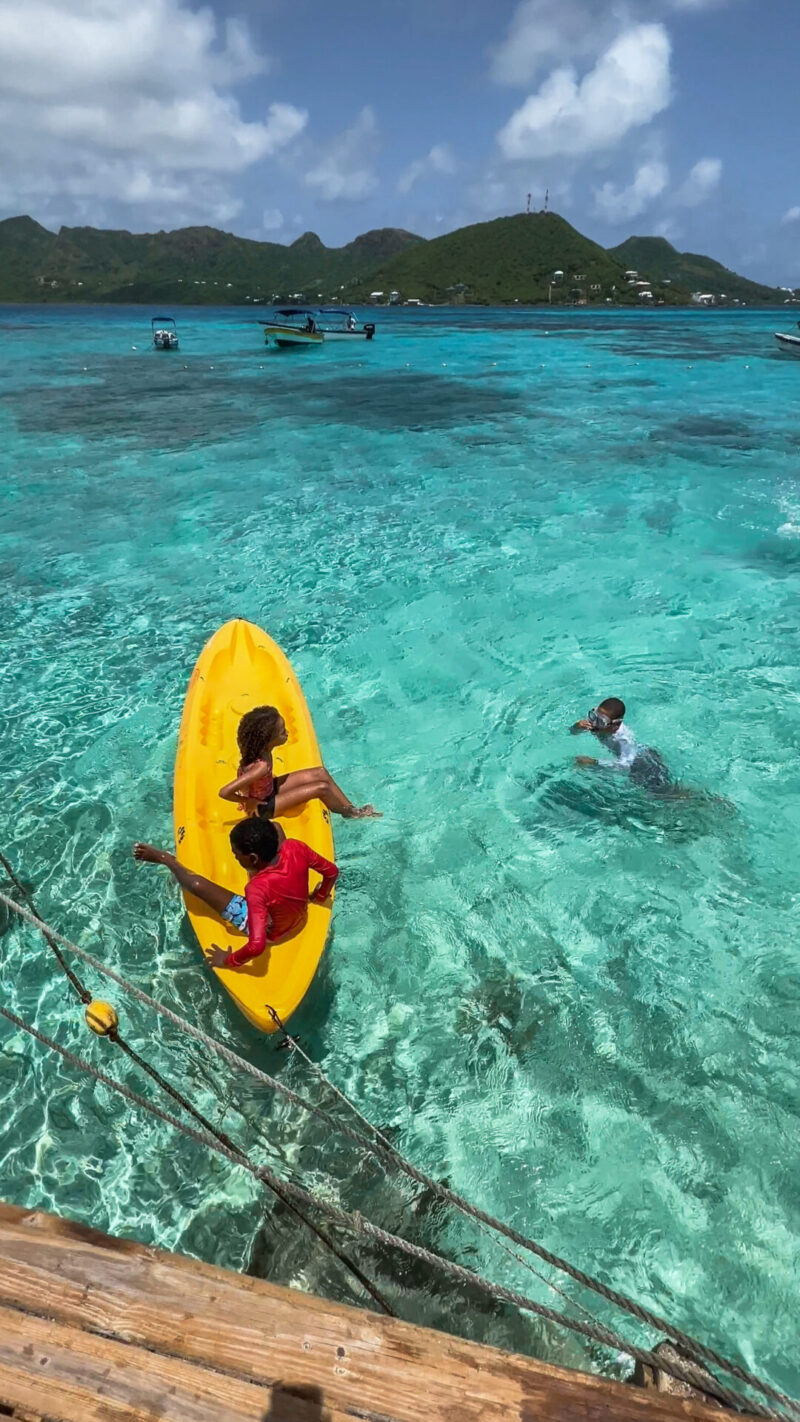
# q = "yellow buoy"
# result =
<box><xmin>85</xmin><ymin>1000</ymin><xmax>118</xmax><ymax>1036</ymax></box>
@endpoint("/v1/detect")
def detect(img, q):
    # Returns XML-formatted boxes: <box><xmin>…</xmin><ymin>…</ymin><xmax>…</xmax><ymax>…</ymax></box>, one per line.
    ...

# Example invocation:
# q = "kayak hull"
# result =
<box><xmin>173</xmin><ymin>619</ymin><xmax>334</xmax><ymax>1033</ymax></box>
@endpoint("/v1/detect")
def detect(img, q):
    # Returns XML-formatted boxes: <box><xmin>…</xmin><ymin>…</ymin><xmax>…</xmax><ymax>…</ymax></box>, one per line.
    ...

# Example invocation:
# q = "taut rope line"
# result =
<box><xmin>0</xmin><ymin>851</ymin><xmax>90</xmax><ymax>1003</ymax></box>
<box><xmin>0</xmin><ymin>1003</ymin><xmax>786</xmax><ymax>1421</ymax></box>
<box><xmin>1</xmin><ymin>888</ymin><xmax>797</xmax><ymax>1420</ymax></box>
<box><xmin>107</xmin><ymin>1032</ymin><xmax>394</xmax><ymax>1316</ymax></box>
<box><xmin>0</xmin><ymin>874</ymin><xmax>392</xmax><ymax>1317</ymax></box>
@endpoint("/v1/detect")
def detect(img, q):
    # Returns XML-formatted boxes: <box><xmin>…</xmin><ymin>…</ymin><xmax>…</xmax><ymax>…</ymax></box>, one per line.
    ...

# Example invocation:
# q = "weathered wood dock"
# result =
<box><xmin>0</xmin><ymin>1202</ymin><xmax>740</xmax><ymax>1420</ymax></box>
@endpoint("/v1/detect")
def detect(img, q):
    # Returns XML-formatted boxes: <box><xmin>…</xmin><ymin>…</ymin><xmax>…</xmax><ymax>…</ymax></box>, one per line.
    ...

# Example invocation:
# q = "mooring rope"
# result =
<box><xmin>111</xmin><ymin>1033</ymin><xmax>393</xmax><ymax>1314</ymax></box>
<box><xmin>266</xmin><ymin>1009</ymin><xmax>613</xmax><ymax>1335</ymax></box>
<box><xmin>0</xmin><ymin>851</ymin><xmax>90</xmax><ymax>1004</ymax></box>
<box><xmin>0</xmin><ymin>872</ymin><xmax>392</xmax><ymax>1317</ymax></box>
<box><xmin>0</xmin><ymin>1002</ymin><xmax>788</xmax><ymax>1422</ymax></box>
<box><xmin>0</xmin><ymin>857</ymin><xmax>235</xmax><ymax>1147</ymax></box>
<box><xmin>1</xmin><ymin>887</ymin><xmax>797</xmax><ymax>1420</ymax></box>
<box><xmin>0</xmin><ymin>854</ymin><xmax>602</xmax><ymax>1331</ymax></box>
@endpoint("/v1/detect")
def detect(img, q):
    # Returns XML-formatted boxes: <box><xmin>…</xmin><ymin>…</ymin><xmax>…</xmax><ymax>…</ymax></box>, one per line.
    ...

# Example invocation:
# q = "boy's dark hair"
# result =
<box><xmin>598</xmin><ymin>697</ymin><xmax>625</xmax><ymax>721</ymax></box>
<box><xmin>230</xmin><ymin>816</ymin><xmax>279</xmax><ymax>863</ymax></box>
<box><xmin>237</xmin><ymin>705</ymin><xmax>282</xmax><ymax>765</ymax></box>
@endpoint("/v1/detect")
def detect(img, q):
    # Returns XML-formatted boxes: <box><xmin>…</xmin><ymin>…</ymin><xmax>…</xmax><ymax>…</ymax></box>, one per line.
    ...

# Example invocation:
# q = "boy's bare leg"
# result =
<box><xmin>133</xmin><ymin>843</ymin><xmax>236</xmax><ymax>916</ymax></box>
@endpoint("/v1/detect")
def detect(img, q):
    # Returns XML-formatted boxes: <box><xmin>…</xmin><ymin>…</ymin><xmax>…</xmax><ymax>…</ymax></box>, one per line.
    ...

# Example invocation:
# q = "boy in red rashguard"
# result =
<box><xmin>134</xmin><ymin>817</ymin><xmax>337</xmax><ymax>969</ymax></box>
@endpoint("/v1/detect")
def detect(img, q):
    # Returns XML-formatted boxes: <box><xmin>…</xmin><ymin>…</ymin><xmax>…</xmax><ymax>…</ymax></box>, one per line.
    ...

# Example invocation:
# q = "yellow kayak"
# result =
<box><xmin>173</xmin><ymin>619</ymin><xmax>335</xmax><ymax>1033</ymax></box>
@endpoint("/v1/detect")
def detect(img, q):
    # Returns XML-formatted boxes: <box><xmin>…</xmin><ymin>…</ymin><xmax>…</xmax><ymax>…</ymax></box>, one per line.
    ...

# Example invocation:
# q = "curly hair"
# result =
<box><xmin>237</xmin><ymin>705</ymin><xmax>282</xmax><ymax>766</ymax></box>
<box><xmin>230</xmin><ymin>816</ymin><xmax>279</xmax><ymax>863</ymax></box>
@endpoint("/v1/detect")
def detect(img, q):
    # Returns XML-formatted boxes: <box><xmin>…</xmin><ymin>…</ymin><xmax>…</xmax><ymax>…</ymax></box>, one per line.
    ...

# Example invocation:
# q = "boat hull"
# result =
<box><xmin>775</xmin><ymin>332</ymin><xmax>800</xmax><ymax>354</ymax></box>
<box><xmin>318</xmin><ymin>328</ymin><xmax>375</xmax><ymax>341</ymax></box>
<box><xmin>263</xmin><ymin>324</ymin><xmax>324</xmax><ymax>349</ymax></box>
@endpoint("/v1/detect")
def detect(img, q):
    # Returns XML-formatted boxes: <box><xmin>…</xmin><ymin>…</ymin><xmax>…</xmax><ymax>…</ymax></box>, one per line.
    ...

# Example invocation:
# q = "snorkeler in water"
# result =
<box><xmin>219</xmin><ymin>705</ymin><xmax>381</xmax><ymax>821</ymax></box>
<box><xmin>570</xmin><ymin>697</ymin><xmax>675</xmax><ymax>792</ymax></box>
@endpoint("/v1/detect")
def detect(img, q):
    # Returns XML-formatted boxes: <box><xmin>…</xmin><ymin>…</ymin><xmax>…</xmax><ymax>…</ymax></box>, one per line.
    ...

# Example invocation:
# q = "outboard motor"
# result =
<box><xmin>364</xmin><ymin>323</ymin><xmax>376</xmax><ymax>341</ymax></box>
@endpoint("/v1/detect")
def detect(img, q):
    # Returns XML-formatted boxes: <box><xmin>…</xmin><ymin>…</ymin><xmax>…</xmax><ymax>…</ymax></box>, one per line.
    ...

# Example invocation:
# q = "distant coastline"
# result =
<box><xmin>1</xmin><ymin>211</ymin><xmax>795</xmax><ymax>309</ymax></box>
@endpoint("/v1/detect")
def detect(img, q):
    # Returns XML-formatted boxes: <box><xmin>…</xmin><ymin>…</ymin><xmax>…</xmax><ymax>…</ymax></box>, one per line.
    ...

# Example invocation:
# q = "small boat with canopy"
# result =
<box><xmin>260</xmin><ymin>309</ymin><xmax>324</xmax><ymax>349</ymax></box>
<box><xmin>259</xmin><ymin>307</ymin><xmax>375</xmax><ymax>349</ymax></box>
<box><xmin>152</xmin><ymin>316</ymin><xmax>179</xmax><ymax>351</ymax></box>
<box><xmin>314</xmin><ymin>308</ymin><xmax>376</xmax><ymax>341</ymax></box>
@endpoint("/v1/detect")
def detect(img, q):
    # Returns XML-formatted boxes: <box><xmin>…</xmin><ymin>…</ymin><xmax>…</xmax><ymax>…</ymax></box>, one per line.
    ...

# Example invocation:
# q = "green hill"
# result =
<box><xmin>352</xmin><ymin>212</ymin><xmax>631</xmax><ymax>305</ymax></box>
<box><xmin>610</xmin><ymin>236</ymin><xmax>781</xmax><ymax>304</ymax></box>
<box><xmin>0</xmin><ymin>218</ymin><xmax>422</xmax><ymax>303</ymax></box>
<box><xmin>0</xmin><ymin>211</ymin><xmax>784</xmax><ymax>306</ymax></box>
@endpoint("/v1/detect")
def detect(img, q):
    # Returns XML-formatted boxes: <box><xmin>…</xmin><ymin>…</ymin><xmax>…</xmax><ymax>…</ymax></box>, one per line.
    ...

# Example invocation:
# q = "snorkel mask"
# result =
<box><xmin>587</xmin><ymin>708</ymin><xmax>612</xmax><ymax>730</ymax></box>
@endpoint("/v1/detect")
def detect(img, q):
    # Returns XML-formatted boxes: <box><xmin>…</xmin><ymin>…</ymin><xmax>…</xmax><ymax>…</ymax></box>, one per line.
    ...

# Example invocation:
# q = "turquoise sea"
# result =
<box><xmin>1</xmin><ymin>303</ymin><xmax>799</xmax><ymax>1396</ymax></box>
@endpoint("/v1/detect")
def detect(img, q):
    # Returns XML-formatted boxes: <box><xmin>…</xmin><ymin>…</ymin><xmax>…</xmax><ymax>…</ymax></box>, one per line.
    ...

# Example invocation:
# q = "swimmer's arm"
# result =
<box><xmin>219</xmin><ymin>759</ymin><xmax>271</xmax><ymax>802</ymax></box>
<box><xmin>570</xmin><ymin>719</ymin><xmax>592</xmax><ymax>734</ymax></box>
<box><xmin>575</xmin><ymin>755</ymin><xmax>624</xmax><ymax>771</ymax></box>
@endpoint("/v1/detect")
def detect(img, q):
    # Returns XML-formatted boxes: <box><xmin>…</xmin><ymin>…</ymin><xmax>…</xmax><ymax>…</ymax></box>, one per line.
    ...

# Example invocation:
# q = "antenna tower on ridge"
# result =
<box><xmin>526</xmin><ymin>192</ymin><xmax>531</xmax><ymax>214</ymax></box>
<box><xmin>544</xmin><ymin>188</ymin><xmax>549</xmax><ymax>214</ymax></box>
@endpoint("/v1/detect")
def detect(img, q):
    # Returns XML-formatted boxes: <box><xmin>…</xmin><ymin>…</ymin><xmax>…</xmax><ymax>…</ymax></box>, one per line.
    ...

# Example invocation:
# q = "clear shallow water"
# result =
<box><xmin>1</xmin><ymin>303</ymin><xmax>799</xmax><ymax>1392</ymax></box>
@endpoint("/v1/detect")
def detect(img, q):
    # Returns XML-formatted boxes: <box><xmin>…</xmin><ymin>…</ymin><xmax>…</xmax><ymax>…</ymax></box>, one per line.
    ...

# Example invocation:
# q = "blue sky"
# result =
<box><xmin>0</xmin><ymin>0</ymin><xmax>797</xmax><ymax>282</ymax></box>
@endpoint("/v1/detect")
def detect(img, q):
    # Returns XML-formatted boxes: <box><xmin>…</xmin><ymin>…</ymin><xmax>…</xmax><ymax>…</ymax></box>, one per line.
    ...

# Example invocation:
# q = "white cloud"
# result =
<box><xmin>490</xmin><ymin>0</ymin><xmax>734</xmax><ymax>86</ymax></box>
<box><xmin>262</xmin><ymin>208</ymin><xmax>284</xmax><ymax>232</ymax></box>
<box><xmin>260</xmin><ymin>104</ymin><xmax>308</xmax><ymax>156</ymax></box>
<box><xmin>653</xmin><ymin>217</ymin><xmax>681</xmax><ymax>242</ymax></box>
<box><xmin>490</xmin><ymin>0</ymin><xmax>618</xmax><ymax>87</ymax></box>
<box><xmin>781</xmin><ymin>206</ymin><xmax>800</xmax><ymax>224</ymax></box>
<box><xmin>497</xmin><ymin>25</ymin><xmax>671</xmax><ymax>161</ymax></box>
<box><xmin>675</xmin><ymin>156</ymin><xmax>722</xmax><ymax>206</ymax></box>
<box><xmin>594</xmin><ymin>159</ymin><xmax>669</xmax><ymax>221</ymax></box>
<box><xmin>0</xmin><ymin>0</ymin><xmax>307</xmax><ymax>227</ymax></box>
<box><xmin>303</xmin><ymin>107</ymin><xmax>380</xmax><ymax>202</ymax></box>
<box><xmin>397</xmin><ymin>143</ymin><xmax>455</xmax><ymax>195</ymax></box>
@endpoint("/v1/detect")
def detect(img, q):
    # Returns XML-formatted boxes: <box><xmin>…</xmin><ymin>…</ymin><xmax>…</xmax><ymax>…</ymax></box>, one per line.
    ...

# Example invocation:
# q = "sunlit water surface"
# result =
<box><xmin>1</xmin><ymin>304</ymin><xmax>799</xmax><ymax>1395</ymax></box>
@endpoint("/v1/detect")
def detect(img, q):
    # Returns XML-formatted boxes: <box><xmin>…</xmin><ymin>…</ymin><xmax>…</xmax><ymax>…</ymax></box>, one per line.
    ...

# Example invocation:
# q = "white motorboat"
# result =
<box><xmin>775</xmin><ymin>330</ymin><xmax>800</xmax><ymax>354</ymax></box>
<box><xmin>315</xmin><ymin>308</ymin><xmax>376</xmax><ymax>341</ymax></box>
<box><xmin>152</xmin><ymin>316</ymin><xmax>179</xmax><ymax>350</ymax></box>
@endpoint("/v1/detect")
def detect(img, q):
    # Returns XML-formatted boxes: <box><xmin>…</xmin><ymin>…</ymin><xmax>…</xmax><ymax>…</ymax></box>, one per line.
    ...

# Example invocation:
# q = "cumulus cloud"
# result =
<box><xmin>262</xmin><ymin>207</ymin><xmax>284</xmax><ymax>232</ymax></box>
<box><xmin>490</xmin><ymin>0</ymin><xmax>733</xmax><ymax>85</ymax></box>
<box><xmin>653</xmin><ymin>217</ymin><xmax>681</xmax><ymax>241</ymax></box>
<box><xmin>303</xmin><ymin>107</ymin><xmax>380</xmax><ymax>201</ymax></box>
<box><xmin>781</xmin><ymin>206</ymin><xmax>800</xmax><ymax>224</ymax></box>
<box><xmin>594</xmin><ymin>160</ymin><xmax>669</xmax><ymax>221</ymax></box>
<box><xmin>675</xmin><ymin>157</ymin><xmax>722</xmax><ymax>206</ymax></box>
<box><xmin>0</xmin><ymin>0</ymin><xmax>307</xmax><ymax>227</ymax></box>
<box><xmin>497</xmin><ymin>25</ymin><xmax>671</xmax><ymax>161</ymax></box>
<box><xmin>490</xmin><ymin>0</ymin><xmax>617</xmax><ymax>87</ymax></box>
<box><xmin>397</xmin><ymin>143</ymin><xmax>455</xmax><ymax>195</ymax></box>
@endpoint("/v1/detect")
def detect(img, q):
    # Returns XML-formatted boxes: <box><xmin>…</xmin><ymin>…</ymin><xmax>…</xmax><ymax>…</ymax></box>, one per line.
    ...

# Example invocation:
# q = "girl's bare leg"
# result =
<box><xmin>273</xmin><ymin>767</ymin><xmax>380</xmax><ymax>818</ymax></box>
<box><xmin>133</xmin><ymin>843</ymin><xmax>235</xmax><ymax>915</ymax></box>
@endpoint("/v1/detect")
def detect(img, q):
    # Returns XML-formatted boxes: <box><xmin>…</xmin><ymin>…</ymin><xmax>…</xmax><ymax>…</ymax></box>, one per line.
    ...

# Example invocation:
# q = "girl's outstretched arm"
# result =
<box><xmin>219</xmin><ymin>759</ymin><xmax>271</xmax><ymax>801</ymax></box>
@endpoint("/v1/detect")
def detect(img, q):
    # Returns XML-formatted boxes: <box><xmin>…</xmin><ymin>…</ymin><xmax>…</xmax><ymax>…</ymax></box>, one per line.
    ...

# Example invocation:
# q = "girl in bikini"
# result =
<box><xmin>219</xmin><ymin>705</ymin><xmax>380</xmax><ymax>820</ymax></box>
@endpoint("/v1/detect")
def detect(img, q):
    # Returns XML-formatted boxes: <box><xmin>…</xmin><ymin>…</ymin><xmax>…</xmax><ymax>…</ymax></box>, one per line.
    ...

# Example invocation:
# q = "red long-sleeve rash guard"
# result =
<box><xmin>224</xmin><ymin>839</ymin><xmax>338</xmax><ymax>968</ymax></box>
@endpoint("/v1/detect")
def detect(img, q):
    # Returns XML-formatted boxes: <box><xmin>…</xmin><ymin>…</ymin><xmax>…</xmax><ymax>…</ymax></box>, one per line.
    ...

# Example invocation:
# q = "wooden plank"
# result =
<box><xmin>0</xmin><ymin>1205</ymin><xmax>739</xmax><ymax>1422</ymax></box>
<box><xmin>0</xmin><ymin>1304</ymin><xmax>356</xmax><ymax>1422</ymax></box>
